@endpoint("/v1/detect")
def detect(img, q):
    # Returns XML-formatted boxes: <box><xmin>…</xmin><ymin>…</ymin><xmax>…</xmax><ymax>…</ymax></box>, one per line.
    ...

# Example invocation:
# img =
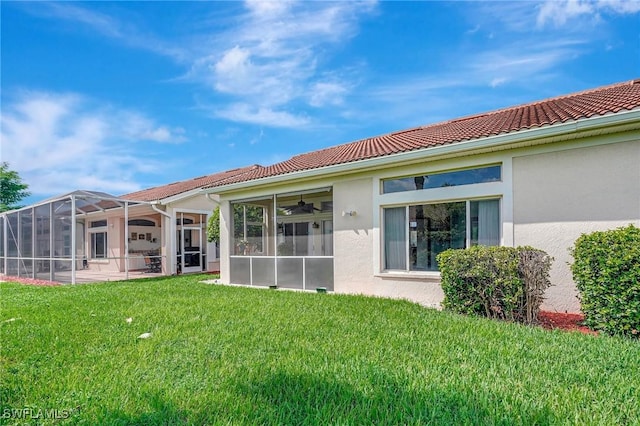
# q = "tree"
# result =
<box><xmin>207</xmin><ymin>206</ymin><xmax>220</xmax><ymax>243</ymax></box>
<box><xmin>0</xmin><ymin>162</ymin><xmax>30</xmax><ymax>212</ymax></box>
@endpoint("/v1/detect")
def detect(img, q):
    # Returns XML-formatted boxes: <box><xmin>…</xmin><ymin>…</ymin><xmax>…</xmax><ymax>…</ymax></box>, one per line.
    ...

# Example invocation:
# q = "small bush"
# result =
<box><xmin>438</xmin><ymin>246</ymin><xmax>552</xmax><ymax>325</ymax></box>
<box><xmin>570</xmin><ymin>225</ymin><xmax>640</xmax><ymax>337</ymax></box>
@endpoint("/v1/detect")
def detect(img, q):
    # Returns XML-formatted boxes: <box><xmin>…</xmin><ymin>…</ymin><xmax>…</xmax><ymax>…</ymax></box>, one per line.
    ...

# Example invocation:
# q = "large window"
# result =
<box><xmin>382</xmin><ymin>165</ymin><xmax>501</xmax><ymax>194</ymax></box>
<box><xmin>383</xmin><ymin>199</ymin><xmax>500</xmax><ymax>271</ymax></box>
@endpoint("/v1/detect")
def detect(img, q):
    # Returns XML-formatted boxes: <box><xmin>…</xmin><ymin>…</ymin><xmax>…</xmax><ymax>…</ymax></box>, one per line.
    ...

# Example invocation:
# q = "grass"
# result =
<box><xmin>1</xmin><ymin>274</ymin><xmax>639</xmax><ymax>425</ymax></box>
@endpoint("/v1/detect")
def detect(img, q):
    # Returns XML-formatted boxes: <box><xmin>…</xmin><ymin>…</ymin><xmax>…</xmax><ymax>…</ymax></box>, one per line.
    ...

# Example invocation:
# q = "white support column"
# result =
<box><xmin>125</xmin><ymin>201</ymin><xmax>129</xmax><ymax>280</ymax></box>
<box><xmin>502</xmin><ymin>157</ymin><xmax>515</xmax><ymax>247</ymax></box>
<box><xmin>31</xmin><ymin>207</ymin><xmax>36</xmax><ymax>279</ymax></box>
<box><xmin>71</xmin><ymin>195</ymin><xmax>77</xmax><ymax>285</ymax></box>
<box><xmin>170</xmin><ymin>210</ymin><xmax>177</xmax><ymax>275</ymax></box>
<box><xmin>49</xmin><ymin>203</ymin><xmax>54</xmax><ymax>282</ymax></box>
<box><xmin>273</xmin><ymin>194</ymin><xmax>278</xmax><ymax>286</ymax></box>
<box><xmin>2</xmin><ymin>214</ymin><xmax>7</xmax><ymax>277</ymax></box>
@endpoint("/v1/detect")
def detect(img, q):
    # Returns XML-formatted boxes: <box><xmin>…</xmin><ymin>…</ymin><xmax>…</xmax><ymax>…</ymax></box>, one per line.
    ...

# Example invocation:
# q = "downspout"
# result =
<box><xmin>151</xmin><ymin>203</ymin><xmax>174</xmax><ymax>275</ymax></box>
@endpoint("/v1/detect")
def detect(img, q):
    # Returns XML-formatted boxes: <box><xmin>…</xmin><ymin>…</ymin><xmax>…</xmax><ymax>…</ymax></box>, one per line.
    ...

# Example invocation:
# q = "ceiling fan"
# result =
<box><xmin>282</xmin><ymin>196</ymin><xmax>321</xmax><ymax>214</ymax></box>
<box><xmin>298</xmin><ymin>195</ymin><xmax>321</xmax><ymax>210</ymax></box>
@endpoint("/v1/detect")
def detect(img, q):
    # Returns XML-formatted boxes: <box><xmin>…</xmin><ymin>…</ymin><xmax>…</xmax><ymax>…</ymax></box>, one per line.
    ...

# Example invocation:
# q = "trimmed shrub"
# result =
<box><xmin>570</xmin><ymin>225</ymin><xmax>640</xmax><ymax>337</ymax></box>
<box><xmin>438</xmin><ymin>246</ymin><xmax>552</xmax><ymax>325</ymax></box>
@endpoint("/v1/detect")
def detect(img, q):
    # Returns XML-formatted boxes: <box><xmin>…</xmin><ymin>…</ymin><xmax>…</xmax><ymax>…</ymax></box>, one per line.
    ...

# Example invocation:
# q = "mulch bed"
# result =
<box><xmin>0</xmin><ymin>275</ymin><xmax>61</xmax><ymax>287</ymax></box>
<box><xmin>538</xmin><ymin>311</ymin><xmax>598</xmax><ymax>335</ymax></box>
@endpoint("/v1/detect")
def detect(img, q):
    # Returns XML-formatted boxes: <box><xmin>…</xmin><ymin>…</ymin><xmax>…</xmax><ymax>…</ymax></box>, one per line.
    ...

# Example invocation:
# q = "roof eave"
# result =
<box><xmin>154</xmin><ymin>187</ymin><xmax>208</xmax><ymax>205</ymax></box>
<box><xmin>204</xmin><ymin>108</ymin><xmax>640</xmax><ymax>195</ymax></box>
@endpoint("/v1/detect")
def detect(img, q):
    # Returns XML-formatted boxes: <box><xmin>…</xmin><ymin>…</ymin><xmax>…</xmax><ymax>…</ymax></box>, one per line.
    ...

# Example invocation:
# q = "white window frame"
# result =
<box><xmin>89</xmin><ymin>228</ymin><xmax>108</xmax><ymax>260</ymax></box>
<box><xmin>381</xmin><ymin>197</ymin><xmax>501</xmax><ymax>272</ymax></box>
<box><xmin>373</xmin><ymin>157</ymin><xmax>513</xmax><ymax>277</ymax></box>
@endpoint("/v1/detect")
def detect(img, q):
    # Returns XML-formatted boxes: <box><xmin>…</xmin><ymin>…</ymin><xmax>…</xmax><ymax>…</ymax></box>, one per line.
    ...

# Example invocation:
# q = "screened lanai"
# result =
<box><xmin>229</xmin><ymin>187</ymin><xmax>334</xmax><ymax>291</ymax></box>
<box><xmin>0</xmin><ymin>190</ymin><xmax>163</xmax><ymax>284</ymax></box>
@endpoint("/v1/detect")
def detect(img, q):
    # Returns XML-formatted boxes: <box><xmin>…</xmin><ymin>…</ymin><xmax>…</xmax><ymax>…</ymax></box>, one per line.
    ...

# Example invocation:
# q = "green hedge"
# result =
<box><xmin>437</xmin><ymin>246</ymin><xmax>552</xmax><ymax>325</ymax></box>
<box><xmin>570</xmin><ymin>225</ymin><xmax>640</xmax><ymax>337</ymax></box>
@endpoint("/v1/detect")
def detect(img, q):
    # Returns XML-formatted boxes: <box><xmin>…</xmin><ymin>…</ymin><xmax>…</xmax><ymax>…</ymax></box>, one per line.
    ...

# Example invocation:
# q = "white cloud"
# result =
<box><xmin>375</xmin><ymin>3</ymin><xmax>589</xmax><ymax>99</ymax></box>
<box><xmin>470</xmin><ymin>39</ymin><xmax>586</xmax><ymax>83</ymax></box>
<box><xmin>1</xmin><ymin>91</ymin><xmax>186</xmax><ymax>197</ymax></box>
<box><xmin>361</xmin><ymin>31</ymin><xmax>587</xmax><ymax>125</ymax></box>
<box><xmin>215</xmin><ymin>103</ymin><xmax>309</xmax><ymax>128</ymax></box>
<box><xmin>214</xmin><ymin>46</ymin><xmax>252</xmax><ymax>84</ymax></box>
<box><xmin>490</xmin><ymin>77</ymin><xmax>508</xmax><ymax>88</ymax></box>
<box><xmin>244</xmin><ymin>0</ymin><xmax>293</xmax><ymax>19</ymax></box>
<box><xmin>537</xmin><ymin>0</ymin><xmax>640</xmax><ymax>27</ymax></box>
<box><xmin>46</xmin><ymin>2</ymin><xmax>123</xmax><ymax>38</ymax></box>
<box><xmin>599</xmin><ymin>0</ymin><xmax>640</xmax><ymax>13</ymax></box>
<box><xmin>309</xmin><ymin>81</ymin><xmax>349</xmax><ymax>107</ymax></box>
<box><xmin>19</xmin><ymin>1</ymin><xmax>377</xmax><ymax>129</ymax></box>
<box><xmin>537</xmin><ymin>0</ymin><xmax>596</xmax><ymax>27</ymax></box>
<box><xmin>140</xmin><ymin>126</ymin><xmax>186</xmax><ymax>143</ymax></box>
<box><xmin>23</xmin><ymin>2</ymin><xmax>188</xmax><ymax>61</ymax></box>
<box><xmin>250</xmin><ymin>128</ymin><xmax>264</xmax><ymax>145</ymax></box>
<box><xmin>192</xmin><ymin>0</ymin><xmax>377</xmax><ymax>126</ymax></box>
<box><xmin>119</xmin><ymin>113</ymin><xmax>187</xmax><ymax>143</ymax></box>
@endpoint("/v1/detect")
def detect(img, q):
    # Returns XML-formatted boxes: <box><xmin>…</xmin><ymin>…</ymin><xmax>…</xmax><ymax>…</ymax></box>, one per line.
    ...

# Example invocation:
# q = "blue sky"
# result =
<box><xmin>2</xmin><ymin>0</ymin><xmax>639</xmax><ymax>204</ymax></box>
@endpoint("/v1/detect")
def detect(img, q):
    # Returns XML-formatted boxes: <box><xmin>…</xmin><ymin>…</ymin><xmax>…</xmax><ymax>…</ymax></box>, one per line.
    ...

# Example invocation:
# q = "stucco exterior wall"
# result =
<box><xmin>332</xmin><ymin>177</ymin><xmax>374</xmax><ymax>293</ymax></box>
<box><xmin>333</xmin><ymin>177</ymin><xmax>446</xmax><ymax>307</ymax></box>
<box><xmin>169</xmin><ymin>194</ymin><xmax>216</xmax><ymax>212</ymax></box>
<box><xmin>513</xmin><ymin>139</ymin><xmax>640</xmax><ymax>313</ymax></box>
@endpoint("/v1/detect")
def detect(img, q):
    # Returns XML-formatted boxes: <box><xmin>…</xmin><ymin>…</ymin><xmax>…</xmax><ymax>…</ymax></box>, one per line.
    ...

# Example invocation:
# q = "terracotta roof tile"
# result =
<box><xmin>206</xmin><ymin>79</ymin><xmax>640</xmax><ymax>188</ymax></box>
<box><xmin>122</xmin><ymin>165</ymin><xmax>262</xmax><ymax>201</ymax></box>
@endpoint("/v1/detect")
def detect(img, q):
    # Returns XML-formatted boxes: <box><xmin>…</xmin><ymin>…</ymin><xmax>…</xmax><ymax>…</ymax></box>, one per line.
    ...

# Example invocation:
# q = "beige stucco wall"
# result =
<box><xmin>332</xmin><ymin>177</ymin><xmax>374</xmax><ymax>293</ymax></box>
<box><xmin>333</xmin><ymin>177</ymin><xmax>445</xmax><ymax>307</ymax></box>
<box><xmin>513</xmin><ymin>139</ymin><xmax>640</xmax><ymax>313</ymax></box>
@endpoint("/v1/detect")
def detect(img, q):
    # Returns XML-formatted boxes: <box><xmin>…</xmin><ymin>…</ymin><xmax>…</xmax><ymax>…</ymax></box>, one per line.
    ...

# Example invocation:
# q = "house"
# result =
<box><xmin>2</xmin><ymin>80</ymin><xmax>638</xmax><ymax>312</ymax></box>
<box><xmin>0</xmin><ymin>165</ymin><xmax>260</xmax><ymax>283</ymax></box>
<box><xmin>203</xmin><ymin>80</ymin><xmax>640</xmax><ymax>313</ymax></box>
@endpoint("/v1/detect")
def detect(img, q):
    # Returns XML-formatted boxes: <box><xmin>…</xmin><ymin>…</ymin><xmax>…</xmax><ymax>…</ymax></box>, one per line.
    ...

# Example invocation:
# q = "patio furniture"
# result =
<box><xmin>144</xmin><ymin>255</ymin><xmax>161</xmax><ymax>273</ymax></box>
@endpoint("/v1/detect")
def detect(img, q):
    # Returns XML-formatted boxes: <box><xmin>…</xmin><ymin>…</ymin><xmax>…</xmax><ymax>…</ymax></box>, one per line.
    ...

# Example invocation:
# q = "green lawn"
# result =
<box><xmin>1</xmin><ymin>275</ymin><xmax>638</xmax><ymax>425</ymax></box>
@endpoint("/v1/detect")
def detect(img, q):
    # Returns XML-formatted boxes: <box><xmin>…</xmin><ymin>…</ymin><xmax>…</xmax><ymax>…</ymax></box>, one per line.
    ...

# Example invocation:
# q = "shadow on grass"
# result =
<box><xmin>235</xmin><ymin>372</ymin><xmax>557</xmax><ymax>425</ymax></box>
<box><xmin>45</xmin><ymin>373</ymin><xmax>556</xmax><ymax>425</ymax></box>
<box><xmin>97</xmin><ymin>393</ymin><xmax>190</xmax><ymax>425</ymax></box>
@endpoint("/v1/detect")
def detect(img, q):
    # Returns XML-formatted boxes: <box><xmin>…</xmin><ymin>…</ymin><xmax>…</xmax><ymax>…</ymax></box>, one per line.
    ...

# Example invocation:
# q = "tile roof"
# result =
<box><xmin>207</xmin><ymin>79</ymin><xmax>640</xmax><ymax>188</ymax></box>
<box><xmin>122</xmin><ymin>165</ymin><xmax>262</xmax><ymax>202</ymax></box>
